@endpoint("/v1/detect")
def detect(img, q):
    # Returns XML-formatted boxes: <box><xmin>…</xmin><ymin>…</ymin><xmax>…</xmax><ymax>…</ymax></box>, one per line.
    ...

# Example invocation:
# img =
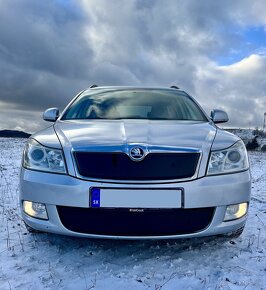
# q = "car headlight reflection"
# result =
<box><xmin>207</xmin><ymin>141</ymin><xmax>249</xmax><ymax>175</ymax></box>
<box><xmin>23</xmin><ymin>139</ymin><xmax>66</xmax><ymax>174</ymax></box>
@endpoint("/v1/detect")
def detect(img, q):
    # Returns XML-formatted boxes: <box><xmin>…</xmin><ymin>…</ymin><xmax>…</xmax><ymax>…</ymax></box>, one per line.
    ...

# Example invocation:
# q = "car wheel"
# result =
<box><xmin>24</xmin><ymin>222</ymin><xmax>42</xmax><ymax>233</ymax></box>
<box><xmin>225</xmin><ymin>226</ymin><xmax>245</xmax><ymax>238</ymax></box>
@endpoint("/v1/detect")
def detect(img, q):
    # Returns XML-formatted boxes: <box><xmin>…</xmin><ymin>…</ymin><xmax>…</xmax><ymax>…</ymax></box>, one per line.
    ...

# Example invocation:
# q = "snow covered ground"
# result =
<box><xmin>0</xmin><ymin>138</ymin><xmax>265</xmax><ymax>290</ymax></box>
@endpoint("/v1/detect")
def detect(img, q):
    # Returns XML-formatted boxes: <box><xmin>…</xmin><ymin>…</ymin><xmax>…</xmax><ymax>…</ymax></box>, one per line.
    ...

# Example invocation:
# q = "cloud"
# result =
<box><xmin>0</xmin><ymin>0</ymin><xmax>265</xmax><ymax>132</ymax></box>
<box><xmin>196</xmin><ymin>54</ymin><xmax>266</xmax><ymax>127</ymax></box>
<box><xmin>0</xmin><ymin>101</ymin><xmax>47</xmax><ymax>132</ymax></box>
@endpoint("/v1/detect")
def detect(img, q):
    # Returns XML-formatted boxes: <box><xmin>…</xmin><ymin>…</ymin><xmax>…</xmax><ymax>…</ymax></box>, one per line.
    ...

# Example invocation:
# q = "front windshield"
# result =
<box><xmin>62</xmin><ymin>89</ymin><xmax>207</xmax><ymax>121</ymax></box>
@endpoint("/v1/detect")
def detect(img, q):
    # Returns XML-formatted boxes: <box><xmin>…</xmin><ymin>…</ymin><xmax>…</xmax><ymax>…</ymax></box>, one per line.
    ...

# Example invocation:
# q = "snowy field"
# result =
<box><xmin>0</xmin><ymin>138</ymin><xmax>265</xmax><ymax>290</ymax></box>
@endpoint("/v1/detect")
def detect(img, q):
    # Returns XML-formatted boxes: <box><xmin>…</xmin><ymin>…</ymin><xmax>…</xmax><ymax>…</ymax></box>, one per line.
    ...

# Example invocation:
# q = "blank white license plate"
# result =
<box><xmin>90</xmin><ymin>188</ymin><xmax>181</xmax><ymax>208</ymax></box>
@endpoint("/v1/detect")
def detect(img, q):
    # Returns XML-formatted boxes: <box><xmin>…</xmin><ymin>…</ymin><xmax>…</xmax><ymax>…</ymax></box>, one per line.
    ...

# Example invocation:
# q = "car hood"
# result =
<box><xmin>54</xmin><ymin>120</ymin><xmax>217</xmax><ymax>151</ymax></box>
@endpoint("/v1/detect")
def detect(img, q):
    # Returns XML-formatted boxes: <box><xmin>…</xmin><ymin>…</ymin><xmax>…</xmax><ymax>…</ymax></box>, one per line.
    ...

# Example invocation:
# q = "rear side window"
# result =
<box><xmin>62</xmin><ymin>89</ymin><xmax>207</xmax><ymax>121</ymax></box>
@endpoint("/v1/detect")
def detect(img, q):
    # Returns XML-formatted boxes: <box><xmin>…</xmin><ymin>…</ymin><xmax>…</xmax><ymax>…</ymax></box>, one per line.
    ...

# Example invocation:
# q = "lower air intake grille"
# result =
<box><xmin>57</xmin><ymin>206</ymin><xmax>214</xmax><ymax>236</ymax></box>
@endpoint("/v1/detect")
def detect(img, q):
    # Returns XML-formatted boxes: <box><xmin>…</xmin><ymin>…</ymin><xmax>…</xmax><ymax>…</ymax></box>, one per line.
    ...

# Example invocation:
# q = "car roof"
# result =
<box><xmin>83</xmin><ymin>86</ymin><xmax>185</xmax><ymax>94</ymax></box>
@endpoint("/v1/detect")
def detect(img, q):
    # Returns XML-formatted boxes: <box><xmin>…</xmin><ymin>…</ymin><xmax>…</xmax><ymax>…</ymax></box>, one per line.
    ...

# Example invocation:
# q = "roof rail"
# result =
<box><xmin>89</xmin><ymin>84</ymin><xmax>98</xmax><ymax>88</ymax></box>
<box><xmin>170</xmin><ymin>85</ymin><xmax>180</xmax><ymax>89</ymax></box>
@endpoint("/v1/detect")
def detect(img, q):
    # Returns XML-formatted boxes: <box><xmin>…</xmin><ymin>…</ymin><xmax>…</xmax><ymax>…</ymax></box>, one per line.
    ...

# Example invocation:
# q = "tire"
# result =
<box><xmin>24</xmin><ymin>222</ymin><xmax>42</xmax><ymax>233</ymax></box>
<box><xmin>225</xmin><ymin>226</ymin><xmax>245</xmax><ymax>238</ymax></box>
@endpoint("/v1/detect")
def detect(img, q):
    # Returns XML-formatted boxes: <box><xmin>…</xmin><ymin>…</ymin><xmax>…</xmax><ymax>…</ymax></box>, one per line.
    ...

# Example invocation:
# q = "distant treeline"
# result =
<box><xmin>0</xmin><ymin>130</ymin><xmax>31</xmax><ymax>138</ymax></box>
<box><xmin>225</xmin><ymin>128</ymin><xmax>266</xmax><ymax>151</ymax></box>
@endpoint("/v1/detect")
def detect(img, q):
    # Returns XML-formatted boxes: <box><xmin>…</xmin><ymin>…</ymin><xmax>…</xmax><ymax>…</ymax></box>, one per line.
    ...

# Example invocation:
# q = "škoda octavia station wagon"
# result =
<box><xmin>20</xmin><ymin>86</ymin><xmax>251</xmax><ymax>239</ymax></box>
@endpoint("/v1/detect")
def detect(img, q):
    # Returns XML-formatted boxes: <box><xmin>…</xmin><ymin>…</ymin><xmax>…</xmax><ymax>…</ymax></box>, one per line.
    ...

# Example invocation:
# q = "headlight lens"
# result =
<box><xmin>23</xmin><ymin>139</ymin><xmax>66</xmax><ymax>174</ymax></box>
<box><xmin>207</xmin><ymin>141</ymin><xmax>249</xmax><ymax>175</ymax></box>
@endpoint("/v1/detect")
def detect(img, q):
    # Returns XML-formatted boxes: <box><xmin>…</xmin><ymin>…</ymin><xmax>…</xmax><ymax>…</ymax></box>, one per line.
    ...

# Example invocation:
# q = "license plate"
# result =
<box><xmin>90</xmin><ymin>188</ymin><xmax>182</xmax><ymax>208</ymax></box>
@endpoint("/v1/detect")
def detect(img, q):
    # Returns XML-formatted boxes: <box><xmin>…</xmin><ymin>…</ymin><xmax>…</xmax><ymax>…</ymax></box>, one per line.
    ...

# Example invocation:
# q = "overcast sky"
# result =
<box><xmin>0</xmin><ymin>0</ymin><xmax>266</xmax><ymax>132</ymax></box>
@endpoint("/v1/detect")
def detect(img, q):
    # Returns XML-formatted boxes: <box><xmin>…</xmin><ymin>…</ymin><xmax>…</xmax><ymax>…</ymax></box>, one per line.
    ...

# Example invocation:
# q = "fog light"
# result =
<box><xmin>23</xmin><ymin>201</ymin><xmax>48</xmax><ymax>220</ymax></box>
<box><xmin>224</xmin><ymin>202</ymin><xmax>248</xmax><ymax>221</ymax></box>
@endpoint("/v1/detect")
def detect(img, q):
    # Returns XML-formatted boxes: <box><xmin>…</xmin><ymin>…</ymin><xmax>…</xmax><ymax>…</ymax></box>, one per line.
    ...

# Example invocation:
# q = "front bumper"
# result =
<box><xmin>20</xmin><ymin>168</ymin><xmax>251</xmax><ymax>239</ymax></box>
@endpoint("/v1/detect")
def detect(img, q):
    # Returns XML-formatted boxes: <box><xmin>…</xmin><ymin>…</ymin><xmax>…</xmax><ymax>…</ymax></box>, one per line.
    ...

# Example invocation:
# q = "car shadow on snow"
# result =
<box><xmin>29</xmin><ymin>231</ymin><xmax>234</xmax><ymax>256</ymax></box>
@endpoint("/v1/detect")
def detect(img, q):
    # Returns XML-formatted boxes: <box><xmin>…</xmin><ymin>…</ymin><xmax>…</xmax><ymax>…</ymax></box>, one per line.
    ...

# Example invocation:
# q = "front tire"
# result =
<box><xmin>225</xmin><ymin>226</ymin><xmax>245</xmax><ymax>238</ymax></box>
<box><xmin>24</xmin><ymin>222</ymin><xmax>42</xmax><ymax>233</ymax></box>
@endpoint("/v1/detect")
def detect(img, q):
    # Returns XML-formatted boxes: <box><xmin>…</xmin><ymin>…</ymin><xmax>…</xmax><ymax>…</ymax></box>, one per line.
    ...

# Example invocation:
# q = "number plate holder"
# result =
<box><xmin>90</xmin><ymin>187</ymin><xmax>182</xmax><ymax>208</ymax></box>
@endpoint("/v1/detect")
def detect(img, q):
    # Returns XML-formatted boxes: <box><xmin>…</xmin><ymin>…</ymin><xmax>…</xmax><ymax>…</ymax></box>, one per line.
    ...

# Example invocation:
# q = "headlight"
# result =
<box><xmin>23</xmin><ymin>139</ymin><xmax>66</xmax><ymax>174</ymax></box>
<box><xmin>207</xmin><ymin>141</ymin><xmax>249</xmax><ymax>175</ymax></box>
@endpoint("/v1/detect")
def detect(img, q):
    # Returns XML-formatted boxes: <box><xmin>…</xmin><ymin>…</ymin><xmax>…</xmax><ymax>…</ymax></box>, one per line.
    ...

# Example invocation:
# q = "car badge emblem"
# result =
<box><xmin>129</xmin><ymin>147</ymin><xmax>145</xmax><ymax>161</ymax></box>
<box><xmin>129</xmin><ymin>208</ymin><xmax>144</xmax><ymax>212</ymax></box>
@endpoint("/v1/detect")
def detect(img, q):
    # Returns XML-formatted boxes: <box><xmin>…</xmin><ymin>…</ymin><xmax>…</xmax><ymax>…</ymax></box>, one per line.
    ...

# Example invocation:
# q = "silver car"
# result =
<box><xmin>20</xmin><ymin>86</ymin><xmax>251</xmax><ymax>239</ymax></box>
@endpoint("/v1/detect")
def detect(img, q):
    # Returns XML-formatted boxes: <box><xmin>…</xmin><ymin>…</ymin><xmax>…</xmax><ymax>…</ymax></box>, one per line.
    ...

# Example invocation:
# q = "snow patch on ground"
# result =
<box><xmin>0</xmin><ymin>138</ymin><xmax>265</xmax><ymax>290</ymax></box>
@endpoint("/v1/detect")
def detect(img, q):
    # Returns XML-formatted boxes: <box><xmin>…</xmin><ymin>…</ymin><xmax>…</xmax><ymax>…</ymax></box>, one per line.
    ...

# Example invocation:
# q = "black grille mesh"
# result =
<box><xmin>57</xmin><ymin>206</ymin><xmax>214</xmax><ymax>236</ymax></box>
<box><xmin>74</xmin><ymin>152</ymin><xmax>200</xmax><ymax>180</ymax></box>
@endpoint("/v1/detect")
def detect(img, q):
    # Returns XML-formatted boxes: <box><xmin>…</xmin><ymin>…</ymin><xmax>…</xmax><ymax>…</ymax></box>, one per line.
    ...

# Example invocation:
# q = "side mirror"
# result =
<box><xmin>43</xmin><ymin>108</ymin><xmax>59</xmax><ymax>122</ymax></box>
<box><xmin>210</xmin><ymin>109</ymin><xmax>229</xmax><ymax>124</ymax></box>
